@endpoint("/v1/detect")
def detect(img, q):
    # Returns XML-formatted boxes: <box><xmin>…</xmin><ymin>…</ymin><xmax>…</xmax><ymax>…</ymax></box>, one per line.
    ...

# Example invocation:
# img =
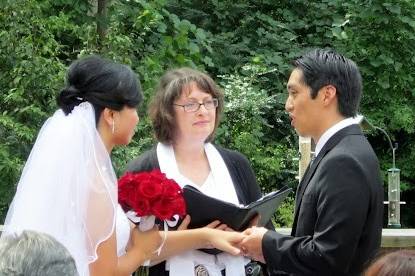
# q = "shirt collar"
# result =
<box><xmin>314</xmin><ymin>117</ymin><xmax>357</xmax><ymax>157</ymax></box>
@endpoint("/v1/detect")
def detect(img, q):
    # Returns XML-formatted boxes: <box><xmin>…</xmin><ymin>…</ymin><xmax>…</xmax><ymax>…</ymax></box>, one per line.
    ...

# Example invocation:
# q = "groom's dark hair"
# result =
<box><xmin>293</xmin><ymin>48</ymin><xmax>362</xmax><ymax>118</ymax></box>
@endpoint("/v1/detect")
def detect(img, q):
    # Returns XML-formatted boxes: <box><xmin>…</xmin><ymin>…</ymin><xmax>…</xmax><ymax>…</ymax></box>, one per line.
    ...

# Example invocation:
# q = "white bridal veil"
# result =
<box><xmin>2</xmin><ymin>102</ymin><xmax>117</xmax><ymax>276</ymax></box>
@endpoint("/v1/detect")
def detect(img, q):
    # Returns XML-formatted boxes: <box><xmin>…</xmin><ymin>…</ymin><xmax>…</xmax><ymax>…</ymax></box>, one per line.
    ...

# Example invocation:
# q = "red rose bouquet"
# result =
<box><xmin>118</xmin><ymin>169</ymin><xmax>186</xmax><ymax>231</ymax></box>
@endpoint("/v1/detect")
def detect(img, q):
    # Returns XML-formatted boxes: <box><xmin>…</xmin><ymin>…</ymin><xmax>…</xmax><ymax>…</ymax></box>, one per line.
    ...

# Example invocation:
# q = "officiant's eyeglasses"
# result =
<box><xmin>174</xmin><ymin>98</ymin><xmax>218</xmax><ymax>113</ymax></box>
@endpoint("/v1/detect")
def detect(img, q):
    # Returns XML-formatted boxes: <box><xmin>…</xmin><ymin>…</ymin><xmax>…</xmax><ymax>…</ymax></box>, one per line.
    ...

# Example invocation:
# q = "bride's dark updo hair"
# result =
<box><xmin>57</xmin><ymin>55</ymin><xmax>142</xmax><ymax>123</ymax></box>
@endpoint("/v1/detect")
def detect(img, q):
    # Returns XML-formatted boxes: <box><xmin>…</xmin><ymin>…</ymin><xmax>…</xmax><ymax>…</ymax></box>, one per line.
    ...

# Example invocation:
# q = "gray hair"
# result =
<box><xmin>0</xmin><ymin>230</ymin><xmax>78</xmax><ymax>276</ymax></box>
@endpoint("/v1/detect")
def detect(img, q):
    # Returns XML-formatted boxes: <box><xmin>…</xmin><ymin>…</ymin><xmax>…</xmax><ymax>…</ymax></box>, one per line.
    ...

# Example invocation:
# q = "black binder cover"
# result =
<box><xmin>183</xmin><ymin>185</ymin><xmax>292</xmax><ymax>231</ymax></box>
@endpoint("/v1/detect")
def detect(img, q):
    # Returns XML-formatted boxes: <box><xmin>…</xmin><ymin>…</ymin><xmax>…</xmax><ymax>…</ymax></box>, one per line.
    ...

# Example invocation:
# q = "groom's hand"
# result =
<box><xmin>240</xmin><ymin>226</ymin><xmax>267</xmax><ymax>263</ymax></box>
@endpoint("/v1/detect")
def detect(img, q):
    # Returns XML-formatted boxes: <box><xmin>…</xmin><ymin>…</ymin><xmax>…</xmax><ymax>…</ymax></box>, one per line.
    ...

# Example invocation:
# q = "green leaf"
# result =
<box><xmin>377</xmin><ymin>77</ymin><xmax>390</xmax><ymax>89</ymax></box>
<box><xmin>195</xmin><ymin>28</ymin><xmax>206</xmax><ymax>40</ymax></box>
<box><xmin>157</xmin><ymin>22</ymin><xmax>167</xmax><ymax>33</ymax></box>
<box><xmin>383</xmin><ymin>3</ymin><xmax>401</xmax><ymax>15</ymax></box>
<box><xmin>188</xmin><ymin>42</ymin><xmax>199</xmax><ymax>54</ymax></box>
<box><xmin>401</xmin><ymin>16</ymin><xmax>415</xmax><ymax>28</ymax></box>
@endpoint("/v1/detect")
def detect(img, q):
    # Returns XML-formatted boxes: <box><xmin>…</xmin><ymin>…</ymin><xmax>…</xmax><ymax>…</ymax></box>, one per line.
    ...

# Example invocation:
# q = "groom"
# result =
<box><xmin>241</xmin><ymin>48</ymin><xmax>383</xmax><ymax>275</ymax></box>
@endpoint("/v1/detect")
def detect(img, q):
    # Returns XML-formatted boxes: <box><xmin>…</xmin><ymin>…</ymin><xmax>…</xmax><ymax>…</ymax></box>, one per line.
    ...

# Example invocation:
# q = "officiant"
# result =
<box><xmin>127</xmin><ymin>67</ymin><xmax>273</xmax><ymax>276</ymax></box>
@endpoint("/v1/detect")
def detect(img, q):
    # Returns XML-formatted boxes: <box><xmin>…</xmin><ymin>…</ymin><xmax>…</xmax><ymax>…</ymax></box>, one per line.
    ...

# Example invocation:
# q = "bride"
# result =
<box><xmin>1</xmin><ymin>56</ymin><xmax>244</xmax><ymax>276</ymax></box>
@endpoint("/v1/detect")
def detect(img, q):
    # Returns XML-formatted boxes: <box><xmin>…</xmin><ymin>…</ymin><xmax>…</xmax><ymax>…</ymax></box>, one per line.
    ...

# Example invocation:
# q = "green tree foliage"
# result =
<box><xmin>216</xmin><ymin>64</ymin><xmax>298</xmax><ymax>192</ymax></box>
<box><xmin>0</xmin><ymin>0</ymin><xmax>217</xmax><ymax>220</ymax></box>
<box><xmin>0</xmin><ymin>0</ymin><xmax>69</xmax><ymax>217</ymax></box>
<box><xmin>166</xmin><ymin>0</ymin><xmax>415</xmax><ymax>225</ymax></box>
<box><xmin>332</xmin><ymin>0</ymin><xmax>415</xmax><ymax>189</ymax></box>
<box><xmin>1</xmin><ymin>0</ymin><xmax>415</xmax><ymax>227</ymax></box>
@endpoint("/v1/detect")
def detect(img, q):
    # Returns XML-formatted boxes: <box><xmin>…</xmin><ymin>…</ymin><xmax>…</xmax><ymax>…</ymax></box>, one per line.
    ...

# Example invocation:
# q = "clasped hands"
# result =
<box><xmin>130</xmin><ymin>214</ymin><xmax>269</xmax><ymax>264</ymax></box>
<box><xmin>239</xmin><ymin>226</ymin><xmax>267</xmax><ymax>263</ymax></box>
<box><xmin>204</xmin><ymin>215</ymin><xmax>268</xmax><ymax>264</ymax></box>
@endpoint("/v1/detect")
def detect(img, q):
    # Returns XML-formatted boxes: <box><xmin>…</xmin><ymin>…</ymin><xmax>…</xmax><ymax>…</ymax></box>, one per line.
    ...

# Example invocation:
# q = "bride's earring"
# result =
<box><xmin>112</xmin><ymin>120</ymin><xmax>115</xmax><ymax>134</ymax></box>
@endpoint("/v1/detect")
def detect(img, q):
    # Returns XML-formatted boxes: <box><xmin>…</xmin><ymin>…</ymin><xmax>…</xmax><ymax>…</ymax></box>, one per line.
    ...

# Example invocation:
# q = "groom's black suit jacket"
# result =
<box><xmin>263</xmin><ymin>125</ymin><xmax>384</xmax><ymax>276</ymax></box>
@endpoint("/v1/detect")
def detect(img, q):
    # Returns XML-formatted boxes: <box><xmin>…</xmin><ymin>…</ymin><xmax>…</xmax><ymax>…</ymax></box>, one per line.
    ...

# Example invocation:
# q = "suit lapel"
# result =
<box><xmin>291</xmin><ymin>125</ymin><xmax>363</xmax><ymax>235</ymax></box>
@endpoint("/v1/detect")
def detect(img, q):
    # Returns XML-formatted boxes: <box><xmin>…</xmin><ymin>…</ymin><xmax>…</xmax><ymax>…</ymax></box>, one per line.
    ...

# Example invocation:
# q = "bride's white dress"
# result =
<box><xmin>116</xmin><ymin>205</ymin><xmax>131</xmax><ymax>257</ymax></box>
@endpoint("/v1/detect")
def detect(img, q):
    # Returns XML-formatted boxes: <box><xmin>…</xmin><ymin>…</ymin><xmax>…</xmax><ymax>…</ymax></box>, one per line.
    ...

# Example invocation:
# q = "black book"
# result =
<box><xmin>183</xmin><ymin>185</ymin><xmax>292</xmax><ymax>231</ymax></box>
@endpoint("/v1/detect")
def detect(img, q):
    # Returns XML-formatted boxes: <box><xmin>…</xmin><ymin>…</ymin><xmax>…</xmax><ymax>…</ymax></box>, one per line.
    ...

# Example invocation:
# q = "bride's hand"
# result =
<box><xmin>204</xmin><ymin>228</ymin><xmax>244</xmax><ymax>255</ymax></box>
<box><xmin>129</xmin><ymin>226</ymin><xmax>162</xmax><ymax>261</ymax></box>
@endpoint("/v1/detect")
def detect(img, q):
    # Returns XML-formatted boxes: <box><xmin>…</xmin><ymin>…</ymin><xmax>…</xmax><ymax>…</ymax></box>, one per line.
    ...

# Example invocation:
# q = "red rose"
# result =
<box><xmin>169</xmin><ymin>197</ymin><xmax>186</xmax><ymax>217</ymax></box>
<box><xmin>152</xmin><ymin>198</ymin><xmax>176</xmax><ymax>220</ymax></box>
<box><xmin>118</xmin><ymin>172</ymin><xmax>137</xmax><ymax>210</ymax></box>
<box><xmin>149</xmin><ymin>170</ymin><xmax>167</xmax><ymax>182</ymax></box>
<box><xmin>118</xmin><ymin>169</ymin><xmax>187</xmax><ymax>224</ymax></box>
<box><xmin>134</xmin><ymin>197</ymin><xmax>151</xmax><ymax>217</ymax></box>
<box><xmin>137</xmin><ymin>175</ymin><xmax>163</xmax><ymax>200</ymax></box>
<box><xmin>162</xmin><ymin>179</ymin><xmax>182</xmax><ymax>199</ymax></box>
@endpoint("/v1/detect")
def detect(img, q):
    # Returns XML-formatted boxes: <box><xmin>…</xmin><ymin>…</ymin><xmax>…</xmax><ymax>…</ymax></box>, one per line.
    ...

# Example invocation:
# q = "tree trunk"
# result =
<box><xmin>97</xmin><ymin>0</ymin><xmax>108</xmax><ymax>46</ymax></box>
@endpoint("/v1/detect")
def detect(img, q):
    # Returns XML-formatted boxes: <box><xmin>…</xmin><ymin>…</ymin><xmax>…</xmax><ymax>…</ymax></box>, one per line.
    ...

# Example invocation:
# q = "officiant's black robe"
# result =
<box><xmin>126</xmin><ymin>144</ymin><xmax>274</xmax><ymax>276</ymax></box>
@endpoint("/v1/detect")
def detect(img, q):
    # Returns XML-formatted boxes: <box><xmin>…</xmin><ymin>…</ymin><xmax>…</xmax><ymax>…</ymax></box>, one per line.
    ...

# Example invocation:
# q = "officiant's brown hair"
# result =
<box><xmin>149</xmin><ymin>67</ymin><xmax>224</xmax><ymax>144</ymax></box>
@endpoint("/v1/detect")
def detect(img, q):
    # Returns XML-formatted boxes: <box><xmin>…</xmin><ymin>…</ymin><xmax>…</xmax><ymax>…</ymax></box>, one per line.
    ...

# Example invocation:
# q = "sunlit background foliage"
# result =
<box><xmin>1</xmin><ymin>0</ymin><xmax>414</xmax><ymax>228</ymax></box>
